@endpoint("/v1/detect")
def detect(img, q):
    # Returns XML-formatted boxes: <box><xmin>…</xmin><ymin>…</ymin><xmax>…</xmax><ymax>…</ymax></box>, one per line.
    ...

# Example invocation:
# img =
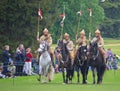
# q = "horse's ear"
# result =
<box><xmin>95</xmin><ymin>42</ymin><xmax>98</xmax><ymax>46</ymax></box>
<box><xmin>90</xmin><ymin>43</ymin><xmax>92</xmax><ymax>46</ymax></box>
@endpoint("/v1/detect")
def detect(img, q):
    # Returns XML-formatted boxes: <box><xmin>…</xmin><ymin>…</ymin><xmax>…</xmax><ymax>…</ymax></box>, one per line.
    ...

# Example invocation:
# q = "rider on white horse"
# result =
<box><xmin>37</xmin><ymin>28</ymin><xmax>55</xmax><ymax>68</ymax></box>
<box><xmin>37</xmin><ymin>40</ymin><xmax>54</xmax><ymax>83</ymax></box>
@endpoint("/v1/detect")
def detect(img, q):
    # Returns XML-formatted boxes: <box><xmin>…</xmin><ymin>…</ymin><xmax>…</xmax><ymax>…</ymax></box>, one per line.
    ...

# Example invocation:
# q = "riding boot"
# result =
<box><xmin>50</xmin><ymin>53</ymin><xmax>55</xmax><ymax>68</ymax></box>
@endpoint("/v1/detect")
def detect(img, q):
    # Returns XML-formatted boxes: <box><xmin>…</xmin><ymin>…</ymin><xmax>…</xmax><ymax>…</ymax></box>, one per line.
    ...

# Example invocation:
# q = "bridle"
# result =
<box><xmin>90</xmin><ymin>43</ymin><xmax>99</xmax><ymax>60</ymax></box>
<box><xmin>77</xmin><ymin>46</ymin><xmax>87</xmax><ymax>66</ymax></box>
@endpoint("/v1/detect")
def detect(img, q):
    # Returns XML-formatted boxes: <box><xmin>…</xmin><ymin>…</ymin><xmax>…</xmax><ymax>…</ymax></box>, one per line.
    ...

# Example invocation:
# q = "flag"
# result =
<box><xmin>88</xmin><ymin>9</ymin><xmax>92</xmax><ymax>16</ymax></box>
<box><xmin>60</xmin><ymin>13</ymin><xmax>65</xmax><ymax>24</ymax></box>
<box><xmin>38</xmin><ymin>9</ymin><xmax>43</xmax><ymax>19</ymax></box>
<box><xmin>77</xmin><ymin>10</ymin><xmax>82</xmax><ymax>16</ymax></box>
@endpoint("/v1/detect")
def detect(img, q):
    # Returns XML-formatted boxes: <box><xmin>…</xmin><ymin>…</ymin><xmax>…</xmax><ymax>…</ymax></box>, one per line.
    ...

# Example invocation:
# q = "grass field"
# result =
<box><xmin>0</xmin><ymin>38</ymin><xmax>120</xmax><ymax>91</ymax></box>
<box><xmin>0</xmin><ymin>70</ymin><xmax>120</xmax><ymax>91</ymax></box>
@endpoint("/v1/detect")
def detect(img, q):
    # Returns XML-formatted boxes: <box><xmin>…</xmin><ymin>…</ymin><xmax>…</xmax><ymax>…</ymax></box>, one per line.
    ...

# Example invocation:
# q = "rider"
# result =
<box><xmin>91</xmin><ymin>29</ymin><xmax>106</xmax><ymax>63</ymax></box>
<box><xmin>63</xmin><ymin>33</ymin><xmax>75</xmax><ymax>63</ymax></box>
<box><xmin>76</xmin><ymin>29</ymin><xmax>87</xmax><ymax>49</ymax></box>
<box><xmin>37</xmin><ymin>28</ymin><xmax>55</xmax><ymax>67</ymax></box>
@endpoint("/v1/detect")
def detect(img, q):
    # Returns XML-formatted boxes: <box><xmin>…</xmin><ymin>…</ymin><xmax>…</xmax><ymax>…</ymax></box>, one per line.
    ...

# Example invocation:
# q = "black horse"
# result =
<box><xmin>89</xmin><ymin>42</ymin><xmax>106</xmax><ymax>84</ymax></box>
<box><xmin>58</xmin><ymin>40</ymin><xmax>74</xmax><ymax>84</ymax></box>
<box><xmin>74</xmin><ymin>45</ymin><xmax>89</xmax><ymax>84</ymax></box>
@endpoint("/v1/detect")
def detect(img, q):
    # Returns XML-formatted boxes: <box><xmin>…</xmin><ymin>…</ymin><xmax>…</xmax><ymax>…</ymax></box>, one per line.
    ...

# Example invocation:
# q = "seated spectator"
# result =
<box><xmin>0</xmin><ymin>63</ymin><xmax>5</xmax><ymax>78</ymax></box>
<box><xmin>24</xmin><ymin>48</ymin><xmax>33</xmax><ymax>75</ymax></box>
<box><xmin>2</xmin><ymin>45</ymin><xmax>11</xmax><ymax>75</ymax></box>
<box><xmin>14</xmin><ymin>44</ymin><xmax>25</xmax><ymax>76</ymax></box>
<box><xmin>111</xmin><ymin>54</ymin><xmax>120</xmax><ymax>70</ymax></box>
<box><xmin>7</xmin><ymin>61</ymin><xmax>16</xmax><ymax>77</ymax></box>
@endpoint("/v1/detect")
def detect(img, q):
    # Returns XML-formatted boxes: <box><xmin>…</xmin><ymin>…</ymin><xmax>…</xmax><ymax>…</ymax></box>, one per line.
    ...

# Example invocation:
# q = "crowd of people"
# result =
<box><xmin>0</xmin><ymin>28</ymin><xmax>120</xmax><ymax>79</ymax></box>
<box><xmin>0</xmin><ymin>44</ymin><xmax>37</xmax><ymax>78</ymax></box>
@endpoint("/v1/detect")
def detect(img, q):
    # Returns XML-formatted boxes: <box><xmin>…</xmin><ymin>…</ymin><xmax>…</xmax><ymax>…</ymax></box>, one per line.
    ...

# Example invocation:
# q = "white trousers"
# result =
<box><xmin>25</xmin><ymin>62</ymin><xmax>32</xmax><ymax>75</ymax></box>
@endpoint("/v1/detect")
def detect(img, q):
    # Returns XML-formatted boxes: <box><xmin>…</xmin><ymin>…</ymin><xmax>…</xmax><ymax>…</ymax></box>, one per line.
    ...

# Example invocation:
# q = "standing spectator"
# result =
<box><xmin>106</xmin><ymin>48</ymin><xmax>114</xmax><ymax>70</ymax></box>
<box><xmin>24</xmin><ymin>48</ymin><xmax>33</xmax><ymax>75</ymax></box>
<box><xmin>14</xmin><ymin>44</ymin><xmax>25</xmax><ymax>76</ymax></box>
<box><xmin>2</xmin><ymin>45</ymin><xmax>11</xmax><ymax>75</ymax></box>
<box><xmin>106</xmin><ymin>48</ymin><xmax>114</xmax><ymax>58</ymax></box>
<box><xmin>54</xmin><ymin>47</ymin><xmax>61</xmax><ymax>73</ymax></box>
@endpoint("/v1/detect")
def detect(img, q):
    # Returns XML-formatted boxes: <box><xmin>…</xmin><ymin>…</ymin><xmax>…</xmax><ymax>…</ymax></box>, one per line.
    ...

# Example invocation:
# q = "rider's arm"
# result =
<box><xmin>91</xmin><ymin>37</ymin><xmax>97</xmax><ymax>43</ymax></box>
<box><xmin>48</xmin><ymin>37</ymin><xmax>52</xmax><ymax>46</ymax></box>
<box><xmin>98</xmin><ymin>38</ymin><xmax>104</xmax><ymax>48</ymax></box>
<box><xmin>67</xmin><ymin>41</ymin><xmax>74</xmax><ymax>51</ymax></box>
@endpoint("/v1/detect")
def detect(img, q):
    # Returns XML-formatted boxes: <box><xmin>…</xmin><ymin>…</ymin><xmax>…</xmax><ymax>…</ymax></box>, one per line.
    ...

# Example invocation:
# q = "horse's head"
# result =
<box><xmin>78</xmin><ymin>45</ymin><xmax>88</xmax><ymax>61</ymax></box>
<box><xmin>89</xmin><ymin>42</ymin><xmax>99</xmax><ymax>60</ymax></box>
<box><xmin>58</xmin><ymin>40</ymin><xmax>64</xmax><ymax>50</ymax></box>
<box><xmin>38</xmin><ymin>41</ymin><xmax>48</xmax><ymax>54</ymax></box>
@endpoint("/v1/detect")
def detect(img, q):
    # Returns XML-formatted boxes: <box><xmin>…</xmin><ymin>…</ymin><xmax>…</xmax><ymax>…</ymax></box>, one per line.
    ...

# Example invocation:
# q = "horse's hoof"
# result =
<box><xmin>48</xmin><ymin>79</ymin><xmax>51</xmax><ymax>82</ymax></box>
<box><xmin>62</xmin><ymin>82</ymin><xmax>66</xmax><ymax>85</ymax></box>
<box><xmin>37</xmin><ymin>78</ymin><xmax>40</xmax><ymax>81</ymax></box>
<box><xmin>69</xmin><ymin>80</ymin><xmax>72</xmax><ymax>84</ymax></box>
<box><xmin>42</xmin><ymin>81</ymin><xmax>47</xmax><ymax>84</ymax></box>
<box><xmin>93</xmin><ymin>82</ymin><xmax>96</xmax><ymax>84</ymax></box>
<box><xmin>82</xmin><ymin>82</ymin><xmax>87</xmax><ymax>84</ymax></box>
<box><xmin>97</xmin><ymin>81</ymin><xmax>102</xmax><ymax>84</ymax></box>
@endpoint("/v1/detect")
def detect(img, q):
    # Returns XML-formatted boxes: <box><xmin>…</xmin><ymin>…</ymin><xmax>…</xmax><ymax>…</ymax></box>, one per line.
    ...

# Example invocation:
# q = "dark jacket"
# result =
<box><xmin>14</xmin><ymin>49</ymin><xmax>25</xmax><ymax>65</ymax></box>
<box><xmin>2</xmin><ymin>50</ymin><xmax>11</xmax><ymax>65</ymax></box>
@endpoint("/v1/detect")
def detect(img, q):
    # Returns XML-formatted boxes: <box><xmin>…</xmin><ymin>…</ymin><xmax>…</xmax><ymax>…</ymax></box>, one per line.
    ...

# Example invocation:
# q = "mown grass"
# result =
<box><xmin>104</xmin><ymin>38</ymin><xmax>120</xmax><ymax>44</ymax></box>
<box><xmin>0</xmin><ymin>70</ymin><xmax>120</xmax><ymax>91</ymax></box>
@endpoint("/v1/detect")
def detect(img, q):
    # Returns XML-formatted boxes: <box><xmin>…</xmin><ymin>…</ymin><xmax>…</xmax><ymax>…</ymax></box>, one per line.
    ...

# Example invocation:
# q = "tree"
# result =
<box><xmin>51</xmin><ymin>0</ymin><xmax>105</xmax><ymax>43</ymax></box>
<box><xmin>100</xmin><ymin>0</ymin><xmax>120</xmax><ymax>38</ymax></box>
<box><xmin>0</xmin><ymin>0</ymin><xmax>105</xmax><ymax>54</ymax></box>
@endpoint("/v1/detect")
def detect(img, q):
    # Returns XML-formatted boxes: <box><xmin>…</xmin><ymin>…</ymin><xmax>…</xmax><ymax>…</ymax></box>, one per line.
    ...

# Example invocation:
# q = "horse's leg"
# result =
<box><xmin>91</xmin><ymin>67</ymin><xmax>96</xmax><ymax>84</ymax></box>
<box><xmin>69</xmin><ymin>69</ymin><xmax>74</xmax><ymax>84</ymax></box>
<box><xmin>37</xmin><ymin>66</ymin><xmax>42</xmax><ymax>82</ymax></box>
<box><xmin>99</xmin><ymin>65</ymin><xmax>106</xmax><ymax>84</ymax></box>
<box><xmin>65</xmin><ymin>69</ymin><xmax>69</xmax><ymax>84</ymax></box>
<box><xmin>81</xmin><ymin>66</ymin><xmax>87</xmax><ymax>84</ymax></box>
<box><xmin>76</xmin><ymin>67</ymin><xmax>80</xmax><ymax>83</ymax></box>
<box><xmin>62</xmin><ymin>67</ymin><xmax>65</xmax><ymax>83</ymax></box>
<box><xmin>86</xmin><ymin>66</ymin><xmax>89</xmax><ymax>81</ymax></box>
<box><xmin>71</xmin><ymin>68</ymin><xmax>74</xmax><ymax>83</ymax></box>
<box><xmin>96</xmin><ymin>66</ymin><xmax>101</xmax><ymax>84</ymax></box>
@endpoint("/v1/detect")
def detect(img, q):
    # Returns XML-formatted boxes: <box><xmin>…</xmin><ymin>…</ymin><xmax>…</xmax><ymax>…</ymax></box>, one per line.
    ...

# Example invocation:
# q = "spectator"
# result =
<box><xmin>24</xmin><ymin>48</ymin><xmax>33</xmax><ymax>75</ymax></box>
<box><xmin>106</xmin><ymin>48</ymin><xmax>114</xmax><ymax>58</ymax></box>
<box><xmin>54</xmin><ymin>47</ymin><xmax>61</xmax><ymax>73</ymax></box>
<box><xmin>0</xmin><ymin>63</ymin><xmax>5</xmax><ymax>78</ymax></box>
<box><xmin>111</xmin><ymin>54</ymin><xmax>120</xmax><ymax>70</ymax></box>
<box><xmin>14</xmin><ymin>44</ymin><xmax>25</xmax><ymax>76</ymax></box>
<box><xmin>7</xmin><ymin>61</ymin><xmax>16</xmax><ymax>77</ymax></box>
<box><xmin>2</xmin><ymin>45</ymin><xmax>11</xmax><ymax>75</ymax></box>
<box><xmin>106</xmin><ymin>48</ymin><xmax>114</xmax><ymax>70</ymax></box>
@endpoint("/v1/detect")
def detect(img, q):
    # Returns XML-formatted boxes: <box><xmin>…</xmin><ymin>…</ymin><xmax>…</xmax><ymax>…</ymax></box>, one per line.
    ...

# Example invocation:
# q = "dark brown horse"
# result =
<box><xmin>74</xmin><ymin>45</ymin><xmax>89</xmax><ymax>84</ymax></box>
<box><xmin>58</xmin><ymin>40</ymin><xmax>74</xmax><ymax>84</ymax></box>
<box><xmin>89</xmin><ymin>42</ymin><xmax>106</xmax><ymax>84</ymax></box>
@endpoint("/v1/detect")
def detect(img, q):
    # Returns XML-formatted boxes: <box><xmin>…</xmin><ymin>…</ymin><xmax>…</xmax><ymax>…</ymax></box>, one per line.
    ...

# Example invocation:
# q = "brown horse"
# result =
<box><xmin>57</xmin><ymin>40</ymin><xmax>74</xmax><ymax>84</ymax></box>
<box><xmin>89</xmin><ymin>42</ymin><xmax>106</xmax><ymax>84</ymax></box>
<box><xmin>74</xmin><ymin>45</ymin><xmax>89</xmax><ymax>84</ymax></box>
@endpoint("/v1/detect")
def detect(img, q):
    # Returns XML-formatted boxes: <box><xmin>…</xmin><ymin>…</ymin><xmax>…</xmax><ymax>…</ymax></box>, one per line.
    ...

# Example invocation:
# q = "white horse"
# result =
<box><xmin>37</xmin><ymin>41</ymin><xmax>54</xmax><ymax>83</ymax></box>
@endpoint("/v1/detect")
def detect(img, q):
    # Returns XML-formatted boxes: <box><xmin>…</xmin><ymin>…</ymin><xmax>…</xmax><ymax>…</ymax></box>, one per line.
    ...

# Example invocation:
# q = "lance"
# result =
<box><xmin>88</xmin><ymin>8</ymin><xmax>92</xmax><ymax>42</ymax></box>
<box><xmin>37</xmin><ymin>1</ymin><xmax>40</xmax><ymax>40</ymax></box>
<box><xmin>60</xmin><ymin>5</ymin><xmax>65</xmax><ymax>40</ymax></box>
<box><xmin>75</xmin><ymin>10</ymin><xmax>82</xmax><ymax>49</ymax></box>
